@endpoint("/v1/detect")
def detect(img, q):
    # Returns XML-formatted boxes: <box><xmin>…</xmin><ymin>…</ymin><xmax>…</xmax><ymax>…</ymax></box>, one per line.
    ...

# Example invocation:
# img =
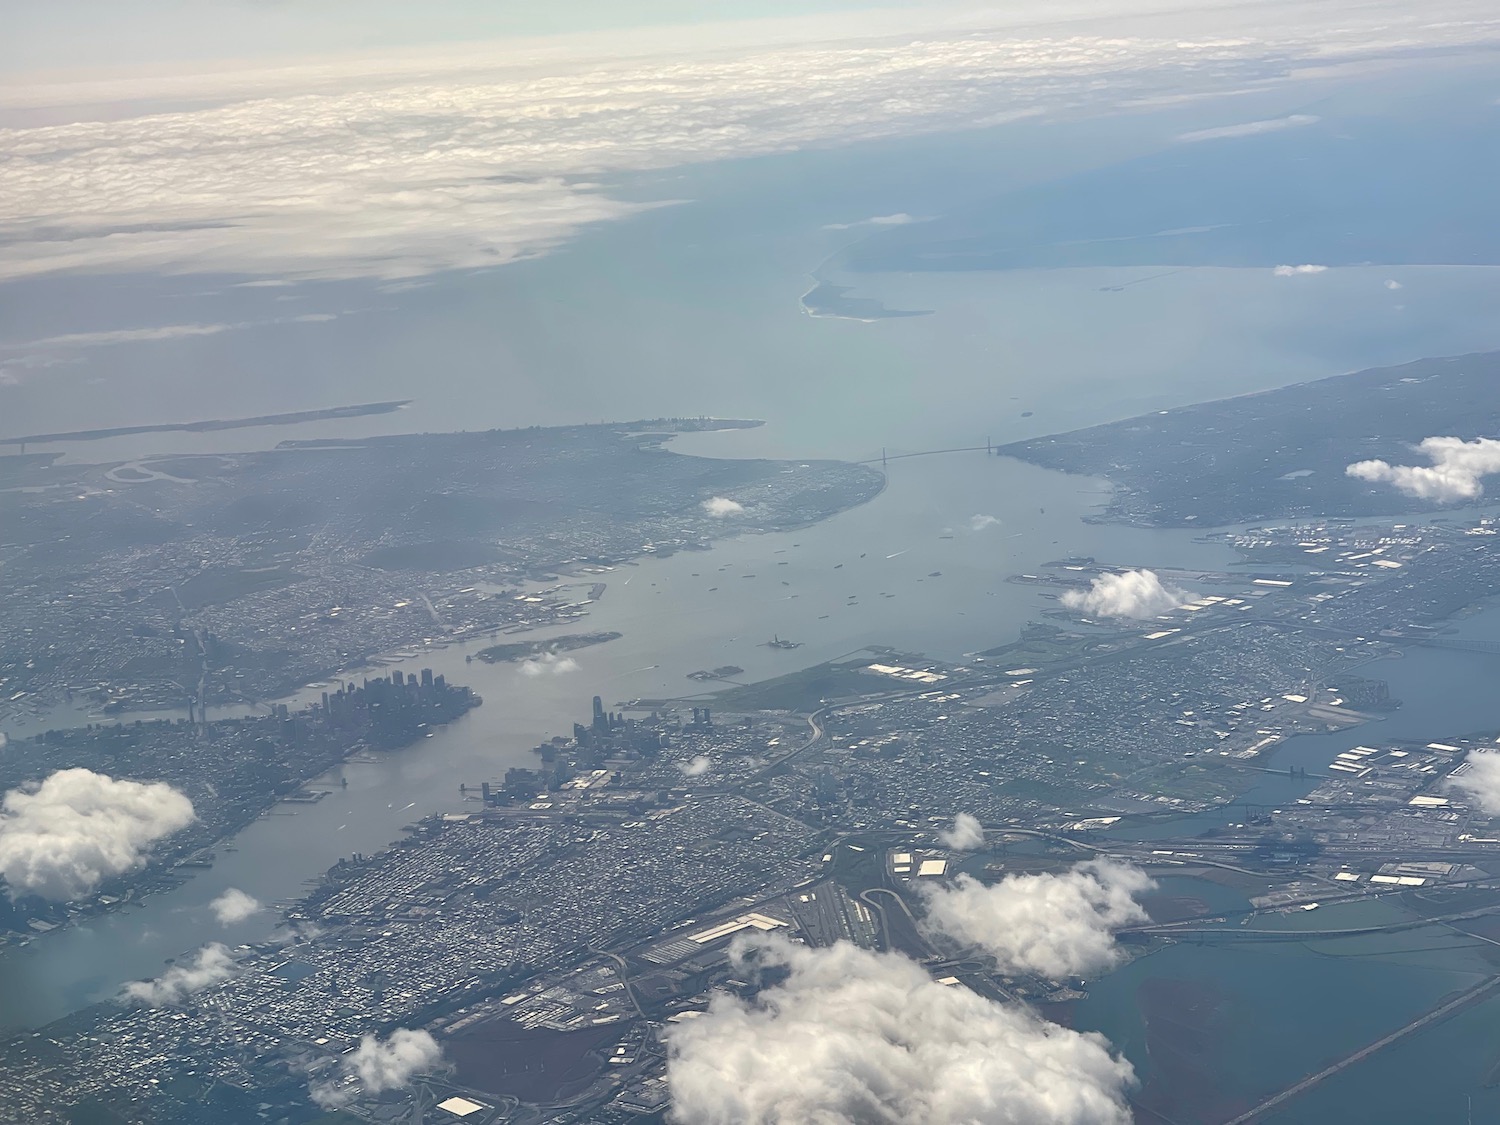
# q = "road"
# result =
<box><xmin>746</xmin><ymin>707</ymin><xmax>828</xmax><ymax>783</ymax></box>
<box><xmin>858</xmin><ymin>887</ymin><xmax>931</xmax><ymax>958</ymax></box>
<box><xmin>589</xmin><ymin>949</ymin><xmax>649</xmax><ymax>1020</ymax></box>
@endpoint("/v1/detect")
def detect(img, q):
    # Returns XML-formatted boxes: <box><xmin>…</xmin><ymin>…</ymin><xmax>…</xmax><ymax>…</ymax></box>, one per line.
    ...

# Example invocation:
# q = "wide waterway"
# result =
<box><xmin>1083</xmin><ymin>625</ymin><xmax>1500</xmax><ymax>1122</ymax></box>
<box><xmin>0</xmin><ymin>449</ymin><xmax>1243</xmax><ymax>1027</ymax></box>
<box><xmin>7</xmin><ymin>83</ymin><xmax>1500</xmax><ymax>1118</ymax></box>
<box><xmin>8</xmin><ymin>444</ymin><xmax>1500</xmax><ymax>1056</ymax></box>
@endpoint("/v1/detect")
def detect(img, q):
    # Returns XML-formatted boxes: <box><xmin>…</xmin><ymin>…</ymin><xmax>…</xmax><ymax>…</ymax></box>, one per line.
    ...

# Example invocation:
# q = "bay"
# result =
<box><xmin>5</xmin><ymin>82</ymin><xmax>1500</xmax><ymax>1121</ymax></box>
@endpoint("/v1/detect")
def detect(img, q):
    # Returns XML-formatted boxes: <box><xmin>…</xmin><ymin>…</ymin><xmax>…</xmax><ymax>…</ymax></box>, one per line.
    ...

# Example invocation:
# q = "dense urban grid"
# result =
<box><xmin>0</xmin><ymin>421</ymin><xmax>881</xmax><ymax>726</ymax></box>
<box><xmin>11</xmin><ymin>375</ymin><xmax>1500</xmax><ymax>1124</ymax></box>
<box><xmin>6</xmin><ymin>499</ymin><xmax>1500</xmax><ymax>1122</ymax></box>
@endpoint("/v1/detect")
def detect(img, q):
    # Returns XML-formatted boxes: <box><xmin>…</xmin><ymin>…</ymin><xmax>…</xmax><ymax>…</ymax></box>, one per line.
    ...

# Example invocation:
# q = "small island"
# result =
<box><xmin>476</xmin><ymin>632</ymin><xmax>622</xmax><ymax>663</ymax></box>
<box><xmin>0</xmin><ymin>400</ymin><xmax>411</xmax><ymax>446</ymax></box>
<box><xmin>687</xmin><ymin>665</ymin><xmax>745</xmax><ymax>681</ymax></box>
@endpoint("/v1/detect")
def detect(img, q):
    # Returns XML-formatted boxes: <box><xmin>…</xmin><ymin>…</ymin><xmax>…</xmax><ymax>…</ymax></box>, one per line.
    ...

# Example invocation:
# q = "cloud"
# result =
<box><xmin>1272</xmin><ymin>263</ymin><xmax>1328</xmax><ymax>276</ymax></box>
<box><xmin>124</xmin><ymin>942</ymin><xmax>237</xmax><ymax>1005</ymax></box>
<box><xmin>312</xmin><ymin>1029</ymin><xmax>444</xmax><ymax>1109</ymax></box>
<box><xmin>210</xmin><ymin>887</ymin><xmax>263</xmax><ymax>925</ymax></box>
<box><xmin>1176</xmin><ymin>113</ymin><xmax>1319</xmax><ymax>142</ymax></box>
<box><xmin>1061</xmin><ymin>569</ymin><xmax>1184</xmax><ymax>619</ymax></box>
<box><xmin>968</xmin><ymin>514</ymin><xmax>1003</xmax><ymax>532</ymax></box>
<box><xmin>1</xmin><ymin>323</ymin><xmax>240</xmax><ymax>350</ymax></box>
<box><xmin>0</xmin><ymin>768</ymin><xmax>195</xmax><ymax>901</ymax></box>
<box><xmin>822</xmin><ymin>212</ymin><xmax>925</xmax><ymax>231</ymax></box>
<box><xmin>4</xmin><ymin>9</ymin><xmax>1495</xmax><ymax>282</ymax></box>
<box><xmin>0</xmin><ymin>352</ymin><xmax>82</xmax><ymax>386</ymax></box>
<box><xmin>1386</xmin><ymin>279</ymin><xmax>1404</xmax><ymax>290</ymax></box>
<box><xmin>920</xmin><ymin>860</ymin><xmax>1154</xmax><ymax>979</ymax></box>
<box><xmin>939</xmin><ymin>812</ymin><xmax>985</xmax><ymax>851</ymax></box>
<box><xmin>701</xmin><ymin>497</ymin><xmax>745</xmax><ymax>518</ymax></box>
<box><xmin>1447</xmin><ymin>751</ymin><xmax>1500</xmax><ymax>814</ymax></box>
<box><xmin>678</xmin><ymin>755</ymin><xmax>713</xmax><ymax>778</ymax></box>
<box><xmin>665</xmin><ymin>934</ymin><xmax>1135</xmax><ymax>1125</ymax></box>
<box><xmin>1</xmin><ymin>312</ymin><xmax>344</xmax><ymax>354</ymax></box>
<box><xmin>518</xmin><ymin>652</ymin><xmax>581</xmax><ymax>677</ymax></box>
<box><xmin>1347</xmin><ymin>436</ymin><xmax>1500</xmax><ymax>503</ymax></box>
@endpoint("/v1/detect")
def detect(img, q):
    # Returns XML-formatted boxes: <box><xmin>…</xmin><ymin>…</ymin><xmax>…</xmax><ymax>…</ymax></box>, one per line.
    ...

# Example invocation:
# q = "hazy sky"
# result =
<box><xmin>2</xmin><ymin>0</ymin><xmax>931</xmax><ymax>73</ymax></box>
<box><xmin>5</xmin><ymin>0</ymin><xmax>1500</xmax><ymax>289</ymax></box>
<box><xmin>2</xmin><ymin>1</ymin><xmax>1351</xmax><ymax>77</ymax></box>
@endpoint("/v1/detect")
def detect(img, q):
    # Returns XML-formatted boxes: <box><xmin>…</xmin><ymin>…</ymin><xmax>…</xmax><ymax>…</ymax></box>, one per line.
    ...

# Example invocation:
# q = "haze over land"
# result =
<box><xmin>7</xmin><ymin>1</ymin><xmax>1500</xmax><ymax>1122</ymax></box>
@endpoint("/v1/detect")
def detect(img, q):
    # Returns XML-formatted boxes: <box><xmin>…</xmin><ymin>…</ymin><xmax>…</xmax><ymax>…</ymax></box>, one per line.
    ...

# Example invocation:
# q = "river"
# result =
<box><xmin>0</xmin><ymin>449</ymin><xmax>1243</xmax><ymax>1027</ymax></box>
<box><xmin>6</xmin><ymin>86</ymin><xmax>1500</xmax><ymax>1119</ymax></box>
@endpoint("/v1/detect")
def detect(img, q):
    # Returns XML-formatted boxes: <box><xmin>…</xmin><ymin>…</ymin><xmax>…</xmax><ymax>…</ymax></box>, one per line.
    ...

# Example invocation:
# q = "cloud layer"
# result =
<box><xmin>210</xmin><ymin>887</ymin><xmax>264</xmax><ymax>925</ymax></box>
<box><xmin>124</xmin><ymin>942</ymin><xmax>237</xmax><ymax>1005</ymax></box>
<box><xmin>1061</xmin><ymin>569</ymin><xmax>1183</xmax><ymax>619</ymax></box>
<box><xmin>1347</xmin><ymin>436</ymin><xmax>1500</xmax><ymax>502</ymax></box>
<box><xmin>0</xmin><ymin>768</ymin><xmax>195</xmax><ymax>901</ymax></box>
<box><xmin>939</xmin><ymin>812</ymin><xmax>985</xmax><ymax>851</ymax></box>
<box><xmin>1448</xmin><ymin>751</ymin><xmax>1500</xmax><ymax>814</ymax></box>
<box><xmin>312</xmin><ymin>1029</ymin><xmax>444</xmax><ymax>1108</ymax></box>
<box><xmin>5</xmin><ymin>4</ymin><xmax>1498</xmax><ymax>282</ymax></box>
<box><xmin>666</xmin><ymin>935</ymin><xmax>1135</xmax><ymax>1125</ymax></box>
<box><xmin>920</xmin><ymin>860</ymin><xmax>1153</xmax><ymax>979</ymax></box>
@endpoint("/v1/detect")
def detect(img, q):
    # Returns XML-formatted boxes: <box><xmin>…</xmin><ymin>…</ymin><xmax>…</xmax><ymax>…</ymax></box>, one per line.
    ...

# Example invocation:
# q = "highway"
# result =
<box><xmin>858</xmin><ymin>887</ymin><xmax>931</xmax><ymax>958</ymax></box>
<box><xmin>746</xmin><ymin>706</ymin><xmax>829</xmax><ymax>783</ymax></box>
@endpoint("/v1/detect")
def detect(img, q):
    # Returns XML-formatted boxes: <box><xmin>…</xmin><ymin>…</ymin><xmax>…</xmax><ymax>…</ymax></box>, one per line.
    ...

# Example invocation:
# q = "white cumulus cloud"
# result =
<box><xmin>519</xmin><ymin>652</ymin><xmax>581</xmax><ymax>677</ymax></box>
<box><xmin>1061</xmin><ymin>569</ymin><xmax>1183</xmax><ymax>619</ymax></box>
<box><xmin>1448</xmin><ymin>751</ymin><xmax>1500</xmax><ymax>814</ymax></box>
<box><xmin>939</xmin><ymin>812</ymin><xmax>985</xmax><ymax>851</ymax></box>
<box><xmin>665</xmin><ymin>934</ymin><xmax>1135</xmax><ymax>1125</ymax></box>
<box><xmin>1386</xmin><ymin>279</ymin><xmax>1404</xmax><ymax>290</ymax></box>
<box><xmin>969</xmin><ymin>514</ymin><xmax>1003</xmax><ymax>532</ymax></box>
<box><xmin>312</xmin><ymin>1029</ymin><xmax>444</xmax><ymax>1109</ymax></box>
<box><xmin>1272</xmin><ymin>263</ymin><xmax>1329</xmax><ymax>276</ymax></box>
<box><xmin>920</xmin><ymin>859</ymin><xmax>1154</xmax><ymax>979</ymax></box>
<box><xmin>0</xmin><ymin>768</ymin><xmax>195</xmax><ymax>901</ymax></box>
<box><xmin>1347</xmin><ymin>436</ymin><xmax>1500</xmax><ymax>503</ymax></box>
<box><xmin>678</xmin><ymin>755</ymin><xmax>713</xmax><ymax>778</ymax></box>
<box><xmin>1176</xmin><ymin>113</ymin><xmax>1319</xmax><ymax>142</ymax></box>
<box><xmin>701</xmin><ymin>497</ymin><xmax>745</xmax><ymax>518</ymax></box>
<box><xmin>210</xmin><ymin>887</ymin><xmax>263</xmax><ymax>925</ymax></box>
<box><xmin>124</xmin><ymin>942</ymin><xmax>237</xmax><ymax>1005</ymax></box>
